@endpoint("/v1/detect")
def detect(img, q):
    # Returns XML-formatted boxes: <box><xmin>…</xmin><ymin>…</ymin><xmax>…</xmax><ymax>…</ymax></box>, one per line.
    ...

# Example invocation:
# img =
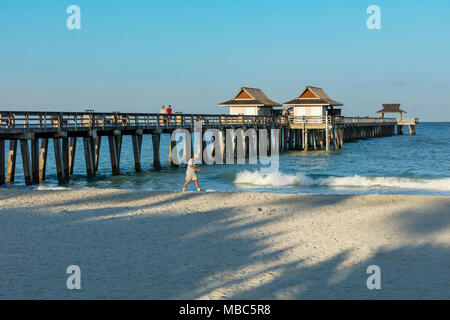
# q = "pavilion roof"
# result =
<box><xmin>283</xmin><ymin>86</ymin><xmax>343</xmax><ymax>106</ymax></box>
<box><xmin>219</xmin><ymin>87</ymin><xmax>281</xmax><ymax>107</ymax></box>
<box><xmin>377</xmin><ymin>104</ymin><xmax>407</xmax><ymax>114</ymax></box>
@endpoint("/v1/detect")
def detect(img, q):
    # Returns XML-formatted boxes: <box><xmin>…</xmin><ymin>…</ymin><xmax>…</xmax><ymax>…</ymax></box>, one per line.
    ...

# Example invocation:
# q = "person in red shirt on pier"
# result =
<box><xmin>166</xmin><ymin>105</ymin><xmax>173</xmax><ymax>125</ymax></box>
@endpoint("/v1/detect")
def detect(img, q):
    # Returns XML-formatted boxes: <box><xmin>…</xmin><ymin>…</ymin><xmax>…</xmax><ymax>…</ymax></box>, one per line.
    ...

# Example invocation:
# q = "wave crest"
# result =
<box><xmin>234</xmin><ymin>171</ymin><xmax>450</xmax><ymax>191</ymax></box>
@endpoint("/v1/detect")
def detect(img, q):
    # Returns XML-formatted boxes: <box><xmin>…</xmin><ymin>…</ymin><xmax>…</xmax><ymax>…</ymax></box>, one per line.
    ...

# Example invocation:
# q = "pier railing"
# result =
<box><xmin>0</xmin><ymin>111</ymin><xmax>284</xmax><ymax>132</ymax></box>
<box><xmin>288</xmin><ymin>116</ymin><xmax>397</xmax><ymax>126</ymax></box>
<box><xmin>0</xmin><ymin>111</ymin><xmax>412</xmax><ymax>133</ymax></box>
<box><xmin>397</xmin><ymin>118</ymin><xmax>420</xmax><ymax>125</ymax></box>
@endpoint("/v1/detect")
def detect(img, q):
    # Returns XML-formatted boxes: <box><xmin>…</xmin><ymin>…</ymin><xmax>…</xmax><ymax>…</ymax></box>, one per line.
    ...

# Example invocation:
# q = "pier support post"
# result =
<box><xmin>68</xmin><ymin>137</ymin><xmax>76</xmax><ymax>176</ymax></box>
<box><xmin>283</xmin><ymin>127</ymin><xmax>288</xmax><ymax>151</ymax></box>
<box><xmin>303</xmin><ymin>129</ymin><xmax>308</xmax><ymax>151</ymax></box>
<box><xmin>289</xmin><ymin>129</ymin><xmax>294</xmax><ymax>150</ymax></box>
<box><xmin>53</xmin><ymin>138</ymin><xmax>67</xmax><ymax>184</ymax></box>
<box><xmin>280</xmin><ymin>128</ymin><xmax>284</xmax><ymax>152</ymax></box>
<box><xmin>182</xmin><ymin>131</ymin><xmax>193</xmax><ymax>163</ymax></box>
<box><xmin>196</xmin><ymin>129</ymin><xmax>207</xmax><ymax>163</ymax></box>
<box><xmin>0</xmin><ymin>140</ymin><xmax>5</xmax><ymax>185</ymax></box>
<box><xmin>83</xmin><ymin>137</ymin><xmax>95</xmax><ymax>178</ymax></box>
<box><xmin>31</xmin><ymin>138</ymin><xmax>39</xmax><ymax>184</ymax></box>
<box><xmin>168</xmin><ymin>136</ymin><xmax>179</xmax><ymax>167</ymax></box>
<box><xmin>295</xmin><ymin>130</ymin><xmax>301</xmax><ymax>150</ymax></box>
<box><xmin>6</xmin><ymin>140</ymin><xmax>17</xmax><ymax>184</ymax></box>
<box><xmin>318</xmin><ymin>130</ymin><xmax>324</xmax><ymax>149</ymax></box>
<box><xmin>152</xmin><ymin>133</ymin><xmax>161</xmax><ymax>169</ymax></box>
<box><xmin>20</xmin><ymin>140</ymin><xmax>32</xmax><ymax>185</ymax></box>
<box><xmin>220</xmin><ymin>130</ymin><xmax>225</xmax><ymax>159</ymax></box>
<box><xmin>117</xmin><ymin>135</ymin><xmax>123</xmax><ymax>165</ymax></box>
<box><xmin>62</xmin><ymin>137</ymin><xmax>70</xmax><ymax>180</ymax></box>
<box><xmin>108</xmin><ymin>135</ymin><xmax>120</xmax><ymax>175</ymax></box>
<box><xmin>93</xmin><ymin>136</ymin><xmax>101</xmax><ymax>173</ymax></box>
<box><xmin>210</xmin><ymin>136</ymin><xmax>216</xmax><ymax>158</ymax></box>
<box><xmin>397</xmin><ymin>125</ymin><xmax>403</xmax><ymax>135</ymax></box>
<box><xmin>244</xmin><ymin>134</ymin><xmax>249</xmax><ymax>159</ymax></box>
<box><xmin>39</xmin><ymin>138</ymin><xmax>48</xmax><ymax>182</ymax></box>
<box><xmin>232</xmin><ymin>135</ymin><xmax>238</xmax><ymax>158</ymax></box>
<box><xmin>132</xmin><ymin>134</ymin><xmax>143</xmax><ymax>171</ymax></box>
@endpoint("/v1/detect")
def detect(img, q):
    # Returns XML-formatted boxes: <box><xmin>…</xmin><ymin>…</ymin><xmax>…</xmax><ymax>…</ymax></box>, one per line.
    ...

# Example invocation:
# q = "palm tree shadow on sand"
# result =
<box><xmin>0</xmin><ymin>190</ymin><xmax>448</xmax><ymax>299</ymax></box>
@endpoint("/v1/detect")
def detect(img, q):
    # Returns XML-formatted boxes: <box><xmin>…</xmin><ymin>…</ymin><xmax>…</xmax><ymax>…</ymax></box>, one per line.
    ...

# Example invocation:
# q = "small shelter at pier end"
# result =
<box><xmin>219</xmin><ymin>87</ymin><xmax>281</xmax><ymax>116</ymax></box>
<box><xmin>283</xmin><ymin>86</ymin><xmax>343</xmax><ymax>117</ymax></box>
<box><xmin>377</xmin><ymin>104</ymin><xmax>407</xmax><ymax>119</ymax></box>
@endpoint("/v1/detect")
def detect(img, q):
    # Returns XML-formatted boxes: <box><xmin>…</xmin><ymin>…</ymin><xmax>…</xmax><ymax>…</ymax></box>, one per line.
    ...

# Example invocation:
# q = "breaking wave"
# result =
<box><xmin>234</xmin><ymin>171</ymin><xmax>450</xmax><ymax>191</ymax></box>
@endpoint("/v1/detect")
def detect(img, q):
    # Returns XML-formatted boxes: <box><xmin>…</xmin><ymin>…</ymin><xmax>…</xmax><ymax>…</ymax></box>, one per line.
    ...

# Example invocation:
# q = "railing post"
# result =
<box><xmin>325</xmin><ymin>114</ymin><xmax>330</xmax><ymax>151</ymax></box>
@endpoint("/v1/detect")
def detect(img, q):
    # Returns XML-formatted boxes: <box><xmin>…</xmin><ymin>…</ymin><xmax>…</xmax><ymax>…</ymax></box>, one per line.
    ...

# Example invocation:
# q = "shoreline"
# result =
<box><xmin>2</xmin><ymin>184</ymin><xmax>450</xmax><ymax>198</ymax></box>
<box><xmin>1</xmin><ymin>188</ymin><xmax>449</xmax><ymax>299</ymax></box>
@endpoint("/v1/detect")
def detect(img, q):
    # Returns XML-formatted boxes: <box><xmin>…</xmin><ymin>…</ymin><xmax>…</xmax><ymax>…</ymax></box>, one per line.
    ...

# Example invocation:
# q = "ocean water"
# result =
<box><xmin>3</xmin><ymin>122</ymin><xmax>450</xmax><ymax>196</ymax></box>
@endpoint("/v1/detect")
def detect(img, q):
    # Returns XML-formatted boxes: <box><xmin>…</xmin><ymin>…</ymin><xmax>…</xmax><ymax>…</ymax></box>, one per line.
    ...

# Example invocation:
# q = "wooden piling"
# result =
<box><xmin>289</xmin><ymin>129</ymin><xmax>294</xmax><ymax>150</ymax></box>
<box><xmin>53</xmin><ymin>138</ymin><xmax>66</xmax><ymax>184</ymax></box>
<box><xmin>39</xmin><ymin>138</ymin><xmax>48</xmax><ymax>182</ymax></box>
<box><xmin>108</xmin><ymin>135</ymin><xmax>120</xmax><ymax>175</ymax></box>
<box><xmin>19</xmin><ymin>140</ymin><xmax>32</xmax><ymax>185</ymax></box>
<box><xmin>31</xmin><ymin>138</ymin><xmax>39</xmax><ymax>184</ymax></box>
<box><xmin>303</xmin><ymin>129</ymin><xmax>308</xmax><ymax>151</ymax></box>
<box><xmin>152</xmin><ymin>133</ymin><xmax>161</xmax><ymax>169</ymax></box>
<box><xmin>0</xmin><ymin>140</ymin><xmax>5</xmax><ymax>185</ymax></box>
<box><xmin>132</xmin><ymin>134</ymin><xmax>143</xmax><ymax>170</ymax></box>
<box><xmin>62</xmin><ymin>137</ymin><xmax>70</xmax><ymax>180</ymax></box>
<box><xmin>168</xmin><ymin>138</ymin><xmax>178</xmax><ymax>167</ymax></box>
<box><xmin>7</xmin><ymin>140</ymin><xmax>17</xmax><ymax>184</ymax></box>
<box><xmin>116</xmin><ymin>135</ymin><xmax>123</xmax><ymax>165</ymax></box>
<box><xmin>94</xmin><ymin>136</ymin><xmax>101</xmax><ymax>173</ymax></box>
<box><xmin>283</xmin><ymin>127</ymin><xmax>288</xmax><ymax>151</ymax></box>
<box><xmin>220</xmin><ymin>131</ymin><xmax>225</xmax><ymax>159</ymax></box>
<box><xmin>68</xmin><ymin>137</ymin><xmax>76</xmax><ymax>176</ymax></box>
<box><xmin>83</xmin><ymin>137</ymin><xmax>95</xmax><ymax>178</ymax></box>
<box><xmin>312</xmin><ymin>130</ymin><xmax>317</xmax><ymax>150</ymax></box>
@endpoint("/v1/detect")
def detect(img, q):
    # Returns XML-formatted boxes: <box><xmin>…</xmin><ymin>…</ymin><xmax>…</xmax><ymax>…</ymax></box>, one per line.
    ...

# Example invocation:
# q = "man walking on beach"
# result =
<box><xmin>183</xmin><ymin>155</ymin><xmax>202</xmax><ymax>192</ymax></box>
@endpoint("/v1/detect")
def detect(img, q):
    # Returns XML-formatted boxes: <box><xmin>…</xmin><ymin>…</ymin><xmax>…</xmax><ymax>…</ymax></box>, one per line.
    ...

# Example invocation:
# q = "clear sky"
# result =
<box><xmin>1</xmin><ymin>0</ymin><xmax>449</xmax><ymax>121</ymax></box>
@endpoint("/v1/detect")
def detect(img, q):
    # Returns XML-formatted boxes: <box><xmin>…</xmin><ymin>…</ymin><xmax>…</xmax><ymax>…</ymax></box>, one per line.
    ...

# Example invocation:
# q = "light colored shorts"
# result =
<box><xmin>186</xmin><ymin>173</ymin><xmax>198</xmax><ymax>181</ymax></box>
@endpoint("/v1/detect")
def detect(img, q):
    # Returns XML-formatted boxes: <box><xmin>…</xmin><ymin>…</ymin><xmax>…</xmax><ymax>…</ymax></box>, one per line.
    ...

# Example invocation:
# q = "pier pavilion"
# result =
<box><xmin>377</xmin><ymin>104</ymin><xmax>418</xmax><ymax>135</ymax></box>
<box><xmin>377</xmin><ymin>104</ymin><xmax>406</xmax><ymax>119</ymax></box>
<box><xmin>218</xmin><ymin>87</ymin><xmax>281</xmax><ymax>116</ymax></box>
<box><xmin>283</xmin><ymin>86</ymin><xmax>343</xmax><ymax>118</ymax></box>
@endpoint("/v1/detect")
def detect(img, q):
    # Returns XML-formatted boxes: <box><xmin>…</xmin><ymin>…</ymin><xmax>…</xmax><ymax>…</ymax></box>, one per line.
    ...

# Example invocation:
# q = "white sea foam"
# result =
<box><xmin>234</xmin><ymin>171</ymin><xmax>450</xmax><ymax>191</ymax></box>
<box><xmin>36</xmin><ymin>185</ymin><xmax>70</xmax><ymax>191</ymax></box>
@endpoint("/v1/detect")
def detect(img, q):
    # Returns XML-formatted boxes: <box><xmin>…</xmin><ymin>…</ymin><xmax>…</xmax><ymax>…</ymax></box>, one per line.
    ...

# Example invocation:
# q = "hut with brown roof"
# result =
<box><xmin>283</xmin><ymin>86</ymin><xmax>343</xmax><ymax>118</ymax></box>
<box><xmin>377</xmin><ymin>104</ymin><xmax>407</xmax><ymax>119</ymax></box>
<box><xmin>219</xmin><ymin>87</ymin><xmax>281</xmax><ymax>116</ymax></box>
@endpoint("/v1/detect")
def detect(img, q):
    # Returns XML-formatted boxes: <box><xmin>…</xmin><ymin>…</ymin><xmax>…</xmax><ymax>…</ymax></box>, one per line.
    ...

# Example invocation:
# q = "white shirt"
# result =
<box><xmin>186</xmin><ymin>159</ymin><xmax>195</xmax><ymax>176</ymax></box>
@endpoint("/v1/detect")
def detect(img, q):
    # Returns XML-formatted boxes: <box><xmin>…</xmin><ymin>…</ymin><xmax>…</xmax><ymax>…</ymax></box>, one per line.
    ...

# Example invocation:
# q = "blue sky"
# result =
<box><xmin>0</xmin><ymin>0</ymin><xmax>449</xmax><ymax>121</ymax></box>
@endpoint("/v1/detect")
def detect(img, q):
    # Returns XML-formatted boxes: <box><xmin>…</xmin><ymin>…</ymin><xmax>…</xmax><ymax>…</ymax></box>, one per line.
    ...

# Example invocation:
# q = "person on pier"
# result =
<box><xmin>167</xmin><ymin>105</ymin><xmax>173</xmax><ymax>125</ymax></box>
<box><xmin>160</xmin><ymin>105</ymin><xmax>167</xmax><ymax>125</ymax></box>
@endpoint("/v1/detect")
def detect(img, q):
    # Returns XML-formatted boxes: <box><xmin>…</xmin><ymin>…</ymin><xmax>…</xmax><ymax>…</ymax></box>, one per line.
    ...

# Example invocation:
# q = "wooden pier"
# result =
<box><xmin>0</xmin><ymin>111</ymin><xmax>418</xmax><ymax>186</ymax></box>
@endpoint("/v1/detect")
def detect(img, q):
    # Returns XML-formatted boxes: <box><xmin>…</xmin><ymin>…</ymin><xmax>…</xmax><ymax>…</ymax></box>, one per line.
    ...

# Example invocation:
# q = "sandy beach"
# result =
<box><xmin>0</xmin><ymin>188</ymin><xmax>449</xmax><ymax>299</ymax></box>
